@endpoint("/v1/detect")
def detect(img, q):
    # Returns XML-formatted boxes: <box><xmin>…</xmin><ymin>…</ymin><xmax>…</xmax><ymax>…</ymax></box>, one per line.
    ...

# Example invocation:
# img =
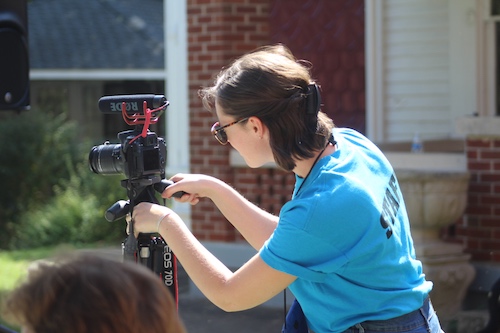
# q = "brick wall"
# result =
<box><xmin>269</xmin><ymin>0</ymin><xmax>366</xmax><ymax>133</ymax></box>
<box><xmin>187</xmin><ymin>0</ymin><xmax>365</xmax><ymax>242</ymax></box>
<box><xmin>456</xmin><ymin>137</ymin><xmax>500</xmax><ymax>261</ymax></box>
<box><xmin>187</xmin><ymin>0</ymin><xmax>272</xmax><ymax>241</ymax></box>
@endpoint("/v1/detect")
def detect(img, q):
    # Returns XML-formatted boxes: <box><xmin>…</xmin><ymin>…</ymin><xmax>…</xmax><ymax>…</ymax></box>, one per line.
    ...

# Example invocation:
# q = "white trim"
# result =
<box><xmin>477</xmin><ymin>0</ymin><xmax>498</xmax><ymax>116</ymax></box>
<box><xmin>486</xmin><ymin>20</ymin><xmax>496</xmax><ymax>116</ymax></box>
<box><xmin>456</xmin><ymin>116</ymin><xmax>500</xmax><ymax>136</ymax></box>
<box><xmin>476</xmin><ymin>0</ymin><xmax>488</xmax><ymax>116</ymax></box>
<box><xmin>365</xmin><ymin>0</ymin><xmax>385</xmax><ymax>141</ymax></box>
<box><xmin>165</xmin><ymin>0</ymin><xmax>189</xmax><ymax>175</ymax></box>
<box><xmin>383</xmin><ymin>152</ymin><xmax>467</xmax><ymax>173</ymax></box>
<box><xmin>164</xmin><ymin>0</ymin><xmax>191</xmax><ymax>228</ymax></box>
<box><xmin>449</xmin><ymin>0</ymin><xmax>478</xmax><ymax>121</ymax></box>
<box><xmin>483</xmin><ymin>0</ymin><xmax>491</xmax><ymax>19</ymax></box>
<box><xmin>30</xmin><ymin>69</ymin><xmax>166</xmax><ymax>81</ymax></box>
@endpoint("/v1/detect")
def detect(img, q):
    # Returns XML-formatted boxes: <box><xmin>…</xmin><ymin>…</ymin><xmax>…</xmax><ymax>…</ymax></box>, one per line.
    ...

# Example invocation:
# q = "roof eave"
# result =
<box><xmin>30</xmin><ymin>69</ymin><xmax>166</xmax><ymax>81</ymax></box>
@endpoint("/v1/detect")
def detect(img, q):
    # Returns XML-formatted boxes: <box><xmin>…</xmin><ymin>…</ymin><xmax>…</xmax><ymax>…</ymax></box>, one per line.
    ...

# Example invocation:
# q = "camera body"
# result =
<box><xmin>89</xmin><ymin>129</ymin><xmax>166</xmax><ymax>180</ymax></box>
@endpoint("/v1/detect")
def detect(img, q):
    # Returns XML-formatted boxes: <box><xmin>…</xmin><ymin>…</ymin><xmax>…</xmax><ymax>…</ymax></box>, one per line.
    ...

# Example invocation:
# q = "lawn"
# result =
<box><xmin>0</xmin><ymin>244</ymin><xmax>113</xmax><ymax>331</ymax></box>
<box><xmin>0</xmin><ymin>247</ymin><xmax>56</xmax><ymax>291</ymax></box>
<box><xmin>0</xmin><ymin>246</ymin><xmax>60</xmax><ymax>331</ymax></box>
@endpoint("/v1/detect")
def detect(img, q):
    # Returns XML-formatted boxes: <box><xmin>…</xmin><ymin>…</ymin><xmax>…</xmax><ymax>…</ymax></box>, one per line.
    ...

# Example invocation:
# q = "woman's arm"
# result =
<box><xmin>130</xmin><ymin>202</ymin><xmax>295</xmax><ymax>311</ymax></box>
<box><xmin>163</xmin><ymin>174</ymin><xmax>279</xmax><ymax>250</ymax></box>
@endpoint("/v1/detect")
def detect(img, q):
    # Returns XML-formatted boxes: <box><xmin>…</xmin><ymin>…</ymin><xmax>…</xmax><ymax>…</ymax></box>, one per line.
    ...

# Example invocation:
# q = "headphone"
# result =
<box><xmin>306</xmin><ymin>84</ymin><xmax>322</xmax><ymax>115</ymax></box>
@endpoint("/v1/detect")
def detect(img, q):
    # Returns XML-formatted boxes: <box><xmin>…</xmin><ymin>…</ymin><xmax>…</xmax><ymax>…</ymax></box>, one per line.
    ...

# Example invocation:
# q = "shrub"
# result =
<box><xmin>0</xmin><ymin>110</ymin><xmax>80</xmax><ymax>247</ymax></box>
<box><xmin>11</xmin><ymin>161</ymin><xmax>127</xmax><ymax>248</ymax></box>
<box><xmin>0</xmin><ymin>110</ymin><xmax>129</xmax><ymax>249</ymax></box>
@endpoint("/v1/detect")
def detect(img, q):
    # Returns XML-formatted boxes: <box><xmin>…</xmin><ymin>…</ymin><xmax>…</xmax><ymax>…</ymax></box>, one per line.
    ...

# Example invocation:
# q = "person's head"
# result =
<box><xmin>200</xmin><ymin>43</ymin><xmax>334</xmax><ymax>171</ymax></box>
<box><xmin>3</xmin><ymin>254</ymin><xmax>187</xmax><ymax>333</ymax></box>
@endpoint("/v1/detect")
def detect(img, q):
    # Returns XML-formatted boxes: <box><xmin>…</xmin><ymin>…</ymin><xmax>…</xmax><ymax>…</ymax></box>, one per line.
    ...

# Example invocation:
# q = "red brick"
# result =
<box><xmin>481</xmin><ymin>173</ymin><xmax>500</xmax><ymax>182</ymax></box>
<box><xmin>467</xmin><ymin>150</ymin><xmax>479</xmax><ymax>160</ymax></box>
<box><xmin>349</xmin><ymin>68</ymin><xmax>365</xmax><ymax>91</ymax></box>
<box><xmin>467</xmin><ymin>138</ymin><xmax>492</xmax><ymax>149</ymax></box>
<box><xmin>482</xmin><ymin>150</ymin><xmax>500</xmax><ymax>160</ymax></box>
<box><xmin>468</xmin><ymin>161</ymin><xmax>492</xmax><ymax>171</ymax></box>
<box><xmin>480</xmin><ymin>240</ymin><xmax>500</xmax><ymax>251</ymax></box>
<box><xmin>471</xmin><ymin>252</ymin><xmax>492</xmax><ymax>261</ymax></box>
<box><xmin>484</xmin><ymin>219</ymin><xmax>500</xmax><ymax>230</ymax></box>
<box><xmin>469</xmin><ymin>183</ymin><xmax>492</xmax><ymax>195</ymax></box>
<box><xmin>482</xmin><ymin>195</ymin><xmax>500</xmax><ymax>205</ymax></box>
<box><xmin>493</xmin><ymin>139</ymin><xmax>500</xmax><ymax>148</ymax></box>
<box><xmin>465</xmin><ymin>205</ymin><xmax>493</xmax><ymax>216</ymax></box>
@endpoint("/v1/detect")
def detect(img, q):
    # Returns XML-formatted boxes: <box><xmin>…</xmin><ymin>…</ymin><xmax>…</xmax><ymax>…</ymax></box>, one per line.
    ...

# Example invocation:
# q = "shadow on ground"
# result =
<box><xmin>179</xmin><ymin>297</ymin><xmax>284</xmax><ymax>333</ymax></box>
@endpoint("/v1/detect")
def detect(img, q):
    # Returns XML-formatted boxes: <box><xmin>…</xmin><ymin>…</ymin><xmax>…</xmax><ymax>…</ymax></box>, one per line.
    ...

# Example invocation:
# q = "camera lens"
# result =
<box><xmin>88</xmin><ymin>143</ymin><xmax>123</xmax><ymax>175</ymax></box>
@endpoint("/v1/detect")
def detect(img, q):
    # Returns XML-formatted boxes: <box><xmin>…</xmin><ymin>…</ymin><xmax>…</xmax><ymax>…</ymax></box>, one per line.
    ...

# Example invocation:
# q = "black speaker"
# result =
<box><xmin>0</xmin><ymin>0</ymin><xmax>29</xmax><ymax>111</ymax></box>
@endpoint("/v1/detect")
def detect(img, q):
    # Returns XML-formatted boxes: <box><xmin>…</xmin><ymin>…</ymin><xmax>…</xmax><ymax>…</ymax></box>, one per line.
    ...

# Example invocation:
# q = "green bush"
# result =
<box><xmin>11</xmin><ymin>162</ymin><xmax>127</xmax><ymax>249</ymax></box>
<box><xmin>0</xmin><ymin>110</ymin><xmax>128</xmax><ymax>249</ymax></box>
<box><xmin>0</xmin><ymin>110</ymin><xmax>79</xmax><ymax>246</ymax></box>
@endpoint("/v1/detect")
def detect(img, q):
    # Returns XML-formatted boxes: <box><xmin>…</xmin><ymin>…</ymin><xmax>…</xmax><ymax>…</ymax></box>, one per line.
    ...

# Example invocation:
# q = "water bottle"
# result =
<box><xmin>411</xmin><ymin>132</ymin><xmax>423</xmax><ymax>153</ymax></box>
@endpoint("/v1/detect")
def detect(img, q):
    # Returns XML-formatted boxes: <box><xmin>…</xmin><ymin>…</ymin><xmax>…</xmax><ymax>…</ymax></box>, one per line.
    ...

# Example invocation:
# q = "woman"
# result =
<box><xmin>129</xmin><ymin>44</ymin><xmax>443</xmax><ymax>332</ymax></box>
<box><xmin>3</xmin><ymin>254</ymin><xmax>187</xmax><ymax>333</ymax></box>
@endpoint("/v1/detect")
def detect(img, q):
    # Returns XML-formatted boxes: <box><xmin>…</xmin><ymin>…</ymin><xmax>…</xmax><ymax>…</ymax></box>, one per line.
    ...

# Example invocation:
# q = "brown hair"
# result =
<box><xmin>3</xmin><ymin>254</ymin><xmax>187</xmax><ymax>333</ymax></box>
<box><xmin>199</xmin><ymin>44</ymin><xmax>334</xmax><ymax>171</ymax></box>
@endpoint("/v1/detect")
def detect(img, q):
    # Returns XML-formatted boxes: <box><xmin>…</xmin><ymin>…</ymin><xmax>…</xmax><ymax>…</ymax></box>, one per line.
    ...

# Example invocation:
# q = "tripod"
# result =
<box><xmin>106</xmin><ymin>176</ymin><xmax>181</xmax><ymax>304</ymax></box>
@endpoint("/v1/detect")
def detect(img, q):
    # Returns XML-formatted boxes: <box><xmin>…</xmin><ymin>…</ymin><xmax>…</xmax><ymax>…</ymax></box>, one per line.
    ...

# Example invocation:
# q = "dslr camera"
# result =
<box><xmin>88</xmin><ymin>94</ymin><xmax>167</xmax><ymax>181</ymax></box>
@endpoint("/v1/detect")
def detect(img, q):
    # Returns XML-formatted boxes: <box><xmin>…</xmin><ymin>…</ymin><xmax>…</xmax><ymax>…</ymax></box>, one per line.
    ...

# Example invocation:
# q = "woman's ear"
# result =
<box><xmin>248</xmin><ymin>116</ymin><xmax>266</xmax><ymax>139</ymax></box>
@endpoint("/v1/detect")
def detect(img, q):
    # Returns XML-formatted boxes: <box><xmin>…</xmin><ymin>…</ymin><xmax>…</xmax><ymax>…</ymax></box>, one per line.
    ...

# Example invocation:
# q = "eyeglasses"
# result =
<box><xmin>210</xmin><ymin>117</ymin><xmax>249</xmax><ymax>145</ymax></box>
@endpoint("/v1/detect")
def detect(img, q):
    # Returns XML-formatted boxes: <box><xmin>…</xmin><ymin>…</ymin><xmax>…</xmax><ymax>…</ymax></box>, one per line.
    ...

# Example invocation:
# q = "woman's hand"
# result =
<box><xmin>126</xmin><ymin>202</ymin><xmax>174</xmax><ymax>237</ymax></box>
<box><xmin>162</xmin><ymin>173</ymin><xmax>218</xmax><ymax>205</ymax></box>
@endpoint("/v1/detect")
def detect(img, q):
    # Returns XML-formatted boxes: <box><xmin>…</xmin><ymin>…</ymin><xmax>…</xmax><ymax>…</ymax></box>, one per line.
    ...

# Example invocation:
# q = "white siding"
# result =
<box><xmin>382</xmin><ymin>0</ymin><xmax>451</xmax><ymax>141</ymax></box>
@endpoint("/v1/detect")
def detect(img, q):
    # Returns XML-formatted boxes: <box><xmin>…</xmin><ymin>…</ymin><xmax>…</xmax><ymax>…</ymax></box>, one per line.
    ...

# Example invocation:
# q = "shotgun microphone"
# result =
<box><xmin>98</xmin><ymin>94</ymin><xmax>168</xmax><ymax>115</ymax></box>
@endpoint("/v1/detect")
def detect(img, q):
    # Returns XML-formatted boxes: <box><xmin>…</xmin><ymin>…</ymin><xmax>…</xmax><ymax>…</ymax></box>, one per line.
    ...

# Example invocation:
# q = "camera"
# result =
<box><xmin>88</xmin><ymin>94</ymin><xmax>168</xmax><ymax>181</ymax></box>
<box><xmin>89</xmin><ymin>130</ymin><xmax>166</xmax><ymax>180</ymax></box>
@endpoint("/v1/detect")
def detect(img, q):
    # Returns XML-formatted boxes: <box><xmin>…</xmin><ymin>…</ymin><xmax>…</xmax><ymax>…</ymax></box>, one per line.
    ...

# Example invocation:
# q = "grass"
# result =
<box><xmin>0</xmin><ymin>243</ymin><xmax>116</xmax><ymax>331</ymax></box>
<box><xmin>0</xmin><ymin>246</ymin><xmax>60</xmax><ymax>332</ymax></box>
<box><xmin>0</xmin><ymin>247</ymin><xmax>56</xmax><ymax>291</ymax></box>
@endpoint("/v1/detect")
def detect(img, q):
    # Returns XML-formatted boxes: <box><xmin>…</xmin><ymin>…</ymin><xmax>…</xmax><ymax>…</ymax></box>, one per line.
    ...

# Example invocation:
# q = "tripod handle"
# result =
<box><xmin>154</xmin><ymin>179</ymin><xmax>187</xmax><ymax>199</ymax></box>
<box><xmin>105</xmin><ymin>200</ymin><xmax>130</xmax><ymax>222</ymax></box>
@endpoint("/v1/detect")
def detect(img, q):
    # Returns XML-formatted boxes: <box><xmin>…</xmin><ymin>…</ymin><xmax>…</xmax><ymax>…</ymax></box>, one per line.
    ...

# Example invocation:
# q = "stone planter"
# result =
<box><xmin>396</xmin><ymin>170</ymin><xmax>475</xmax><ymax>319</ymax></box>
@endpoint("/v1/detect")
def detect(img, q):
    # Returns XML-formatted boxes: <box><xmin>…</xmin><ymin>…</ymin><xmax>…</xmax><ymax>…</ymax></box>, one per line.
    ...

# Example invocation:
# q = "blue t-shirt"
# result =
<box><xmin>259</xmin><ymin>128</ymin><xmax>432</xmax><ymax>333</ymax></box>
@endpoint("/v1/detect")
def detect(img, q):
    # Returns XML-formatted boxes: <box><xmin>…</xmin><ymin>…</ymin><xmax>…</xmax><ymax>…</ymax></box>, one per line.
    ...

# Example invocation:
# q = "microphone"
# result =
<box><xmin>98</xmin><ymin>94</ymin><xmax>168</xmax><ymax>115</ymax></box>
